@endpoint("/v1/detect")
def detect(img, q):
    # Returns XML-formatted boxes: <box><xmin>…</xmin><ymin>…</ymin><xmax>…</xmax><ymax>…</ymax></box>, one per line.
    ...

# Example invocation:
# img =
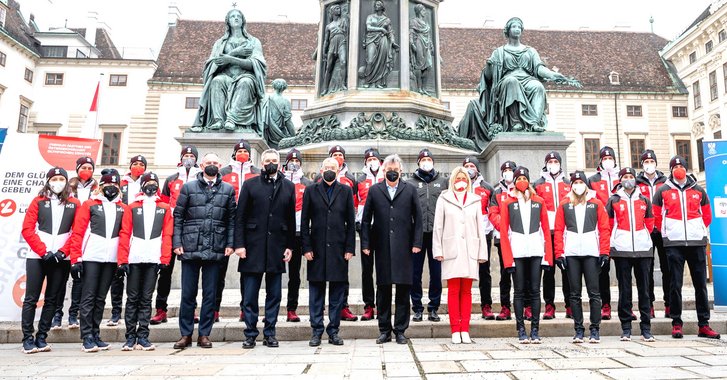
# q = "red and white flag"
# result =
<box><xmin>81</xmin><ymin>81</ymin><xmax>100</xmax><ymax>139</ymax></box>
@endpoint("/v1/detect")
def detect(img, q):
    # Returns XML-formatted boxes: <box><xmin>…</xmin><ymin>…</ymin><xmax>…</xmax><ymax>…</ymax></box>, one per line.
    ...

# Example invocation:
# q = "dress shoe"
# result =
<box><xmin>263</xmin><ymin>336</ymin><xmax>279</xmax><ymax>348</ymax></box>
<box><xmin>196</xmin><ymin>336</ymin><xmax>212</xmax><ymax>348</ymax></box>
<box><xmin>328</xmin><ymin>334</ymin><xmax>344</xmax><ymax>346</ymax></box>
<box><xmin>309</xmin><ymin>335</ymin><xmax>322</xmax><ymax>347</ymax></box>
<box><xmin>173</xmin><ymin>336</ymin><xmax>192</xmax><ymax>349</ymax></box>
<box><xmin>428</xmin><ymin>310</ymin><xmax>441</xmax><ymax>322</ymax></box>
<box><xmin>376</xmin><ymin>333</ymin><xmax>391</xmax><ymax>344</ymax></box>
<box><xmin>395</xmin><ymin>333</ymin><xmax>408</xmax><ymax>344</ymax></box>
<box><xmin>412</xmin><ymin>312</ymin><xmax>423</xmax><ymax>322</ymax></box>
<box><xmin>242</xmin><ymin>336</ymin><xmax>256</xmax><ymax>349</ymax></box>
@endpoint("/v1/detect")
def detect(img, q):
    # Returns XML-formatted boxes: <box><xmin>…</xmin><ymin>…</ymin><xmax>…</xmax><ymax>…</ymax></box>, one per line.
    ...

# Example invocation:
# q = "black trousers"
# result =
<box><xmin>599</xmin><ymin>256</ymin><xmax>612</xmax><ymax>306</ymax></box>
<box><xmin>666</xmin><ymin>246</ymin><xmax>711</xmax><ymax>327</ymax></box>
<box><xmin>543</xmin><ymin>234</ymin><xmax>570</xmax><ymax>307</ymax></box>
<box><xmin>614</xmin><ymin>257</ymin><xmax>652</xmax><ymax>332</ymax></box>
<box><xmin>287</xmin><ymin>235</ymin><xmax>303</xmax><ymax>311</ymax></box>
<box><xmin>478</xmin><ymin>234</ymin><xmax>493</xmax><ymax>305</ymax></box>
<box><xmin>361</xmin><ymin>243</ymin><xmax>376</xmax><ymax>308</ymax></box>
<box><xmin>513</xmin><ymin>257</ymin><xmax>541</xmax><ymax>330</ymax></box>
<box><xmin>154</xmin><ymin>254</ymin><xmax>176</xmax><ymax>311</ymax></box>
<box><xmin>79</xmin><ymin>262</ymin><xmax>116</xmax><ymax>338</ymax></box>
<box><xmin>124</xmin><ymin>263</ymin><xmax>158</xmax><ymax>339</ymax></box>
<box><xmin>566</xmin><ymin>256</ymin><xmax>601</xmax><ymax>332</ymax></box>
<box><xmin>215</xmin><ymin>255</ymin><xmax>230</xmax><ymax>312</ymax></box>
<box><xmin>377</xmin><ymin>283</ymin><xmax>411</xmax><ymax>335</ymax></box>
<box><xmin>110</xmin><ymin>272</ymin><xmax>124</xmax><ymax>315</ymax></box>
<box><xmin>53</xmin><ymin>261</ymin><xmax>72</xmax><ymax>317</ymax></box>
<box><xmin>309</xmin><ymin>281</ymin><xmax>346</xmax><ymax>337</ymax></box>
<box><xmin>494</xmin><ymin>242</ymin><xmax>524</xmax><ymax>307</ymax></box>
<box><xmin>411</xmin><ymin>232</ymin><xmax>442</xmax><ymax>313</ymax></box>
<box><xmin>242</xmin><ymin>272</ymin><xmax>282</xmax><ymax>338</ymax></box>
<box><xmin>21</xmin><ymin>259</ymin><xmax>66</xmax><ymax>340</ymax></box>
<box><xmin>179</xmin><ymin>260</ymin><xmax>219</xmax><ymax>337</ymax></box>
<box><xmin>649</xmin><ymin>231</ymin><xmax>670</xmax><ymax>307</ymax></box>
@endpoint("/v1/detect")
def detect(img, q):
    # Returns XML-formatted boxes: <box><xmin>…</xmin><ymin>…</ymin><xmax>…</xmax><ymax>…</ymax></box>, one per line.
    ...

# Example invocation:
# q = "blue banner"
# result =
<box><xmin>0</xmin><ymin>128</ymin><xmax>7</xmax><ymax>154</ymax></box>
<box><xmin>703</xmin><ymin>140</ymin><xmax>727</xmax><ymax>310</ymax></box>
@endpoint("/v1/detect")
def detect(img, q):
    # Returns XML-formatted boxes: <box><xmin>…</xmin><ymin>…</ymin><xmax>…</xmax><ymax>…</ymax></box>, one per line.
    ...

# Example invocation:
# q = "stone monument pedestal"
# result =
<box><xmin>480</xmin><ymin>132</ymin><xmax>573</xmax><ymax>182</ymax></box>
<box><xmin>176</xmin><ymin>132</ymin><xmax>269</xmax><ymax>163</ymax></box>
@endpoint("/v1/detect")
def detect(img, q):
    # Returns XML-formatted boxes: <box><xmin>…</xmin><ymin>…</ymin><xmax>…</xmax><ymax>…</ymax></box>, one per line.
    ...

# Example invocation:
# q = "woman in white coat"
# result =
<box><xmin>433</xmin><ymin>167</ymin><xmax>488</xmax><ymax>344</ymax></box>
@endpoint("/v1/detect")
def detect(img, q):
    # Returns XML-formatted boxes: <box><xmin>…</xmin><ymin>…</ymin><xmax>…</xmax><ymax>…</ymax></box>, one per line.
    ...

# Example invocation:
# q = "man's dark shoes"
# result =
<box><xmin>309</xmin><ymin>335</ymin><xmax>322</xmax><ymax>347</ymax></box>
<box><xmin>395</xmin><ymin>333</ymin><xmax>408</xmax><ymax>344</ymax></box>
<box><xmin>173</xmin><ymin>335</ymin><xmax>192</xmax><ymax>349</ymax></box>
<box><xmin>328</xmin><ymin>334</ymin><xmax>344</xmax><ymax>345</ymax></box>
<box><xmin>428</xmin><ymin>310</ymin><xmax>441</xmax><ymax>322</ymax></box>
<box><xmin>242</xmin><ymin>336</ymin><xmax>256</xmax><ymax>349</ymax></box>
<box><xmin>412</xmin><ymin>312</ymin><xmax>423</xmax><ymax>322</ymax></box>
<box><xmin>376</xmin><ymin>333</ymin><xmax>391</xmax><ymax>344</ymax></box>
<box><xmin>197</xmin><ymin>336</ymin><xmax>212</xmax><ymax>348</ymax></box>
<box><xmin>263</xmin><ymin>336</ymin><xmax>279</xmax><ymax>348</ymax></box>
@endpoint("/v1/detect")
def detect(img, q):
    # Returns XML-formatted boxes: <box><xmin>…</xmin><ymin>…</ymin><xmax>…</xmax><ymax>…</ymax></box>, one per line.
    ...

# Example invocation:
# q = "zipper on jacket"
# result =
<box><xmin>628</xmin><ymin>195</ymin><xmax>636</xmax><ymax>252</ymax></box>
<box><xmin>553</xmin><ymin>177</ymin><xmax>559</xmax><ymax>210</ymax></box>
<box><xmin>679</xmin><ymin>188</ymin><xmax>689</xmax><ymax>246</ymax></box>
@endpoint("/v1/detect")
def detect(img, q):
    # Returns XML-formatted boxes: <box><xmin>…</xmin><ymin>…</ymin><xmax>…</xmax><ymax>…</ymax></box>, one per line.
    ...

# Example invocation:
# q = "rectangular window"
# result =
<box><xmin>626</xmin><ymin>105</ymin><xmax>642</xmax><ymax>117</ymax></box>
<box><xmin>584</xmin><ymin>138</ymin><xmax>600</xmax><ymax>169</ymax></box>
<box><xmin>715</xmin><ymin>130</ymin><xmax>723</xmax><ymax>140</ymax></box>
<box><xmin>693</xmin><ymin>81</ymin><xmax>701</xmax><ymax>109</ymax></box>
<box><xmin>185</xmin><ymin>97</ymin><xmax>200</xmax><ymax>109</ymax></box>
<box><xmin>721</xmin><ymin>29</ymin><xmax>727</xmax><ymax>42</ymax></box>
<box><xmin>24</xmin><ymin>68</ymin><xmax>33</xmax><ymax>83</ymax></box>
<box><xmin>581</xmin><ymin>104</ymin><xmax>598</xmax><ymax>116</ymax></box>
<box><xmin>697</xmin><ymin>138</ymin><xmax>705</xmax><ymax>172</ymax></box>
<box><xmin>41</xmin><ymin>46</ymin><xmax>68</xmax><ymax>58</ymax></box>
<box><xmin>291</xmin><ymin>99</ymin><xmax>307</xmax><ymax>111</ymax></box>
<box><xmin>75</xmin><ymin>49</ymin><xmax>87</xmax><ymax>58</ymax></box>
<box><xmin>706</xmin><ymin>40</ymin><xmax>714</xmax><ymax>54</ymax></box>
<box><xmin>101</xmin><ymin>132</ymin><xmax>121</xmax><ymax>165</ymax></box>
<box><xmin>44</xmin><ymin>73</ymin><xmax>64</xmax><ymax>86</ymax></box>
<box><xmin>37</xmin><ymin>131</ymin><xmax>57</xmax><ymax>136</ymax></box>
<box><xmin>672</xmin><ymin>106</ymin><xmax>688</xmax><ymax>118</ymax></box>
<box><xmin>0</xmin><ymin>7</ymin><xmax>6</xmax><ymax>28</ymax></box>
<box><xmin>710</xmin><ymin>71</ymin><xmax>718</xmax><ymax>101</ymax></box>
<box><xmin>0</xmin><ymin>51</ymin><xmax>6</xmax><ymax>67</ymax></box>
<box><xmin>689</xmin><ymin>52</ymin><xmax>697</xmax><ymax>64</ymax></box>
<box><xmin>109</xmin><ymin>74</ymin><xmax>127</xmax><ymax>87</ymax></box>
<box><xmin>629</xmin><ymin>139</ymin><xmax>645</xmax><ymax>168</ymax></box>
<box><xmin>17</xmin><ymin>105</ymin><xmax>29</xmax><ymax>133</ymax></box>
<box><xmin>675</xmin><ymin>140</ymin><xmax>691</xmax><ymax>168</ymax></box>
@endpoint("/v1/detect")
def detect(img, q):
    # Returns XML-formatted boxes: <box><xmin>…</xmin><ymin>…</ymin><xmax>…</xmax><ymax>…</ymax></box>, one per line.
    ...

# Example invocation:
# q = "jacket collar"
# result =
<box><xmin>378</xmin><ymin>180</ymin><xmax>405</xmax><ymax>201</ymax></box>
<box><xmin>666</xmin><ymin>174</ymin><xmax>697</xmax><ymax>191</ymax></box>
<box><xmin>442</xmin><ymin>189</ymin><xmax>479</xmax><ymax>208</ymax></box>
<box><xmin>197</xmin><ymin>172</ymin><xmax>222</xmax><ymax>186</ymax></box>
<box><xmin>316</xmin><ymin>180</ymin><xmax>342</xmax><ymax>206</ymax></box>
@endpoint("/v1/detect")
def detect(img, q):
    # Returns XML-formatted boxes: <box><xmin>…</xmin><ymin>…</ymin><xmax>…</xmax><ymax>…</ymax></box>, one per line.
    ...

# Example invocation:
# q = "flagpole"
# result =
<box><xmin>94</xmin><ymin>73</ymin><xmax>104</xmax><ymax>141</ymax></box>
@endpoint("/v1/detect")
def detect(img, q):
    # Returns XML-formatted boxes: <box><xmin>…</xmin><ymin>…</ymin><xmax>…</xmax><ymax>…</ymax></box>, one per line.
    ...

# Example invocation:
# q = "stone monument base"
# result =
<box><xmin>176</xmin><ymin>132</ymin><xmax>270</xmax><ymax>164</ymax></box>
<box><xmin>480</xmin><ymin>132</ymin><xmax>573</xmax><ymax>182</ymax></box>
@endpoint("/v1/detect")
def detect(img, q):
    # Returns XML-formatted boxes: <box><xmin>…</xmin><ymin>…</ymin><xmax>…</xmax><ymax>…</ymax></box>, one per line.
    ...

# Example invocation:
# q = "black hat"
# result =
<box><xmin>463</xmin><ymin>156</ymin><xmax>480</xmax><ymax>170</ymax></box>
<box><xmin>76</xmin><ymin>156</ymin><xmax>95</xmax><ymax>172</ymax></box>
<box><xmin>140</xmin><ymin>172</ymin><xmax>159</xmax><ymax>188</ymax></box>
<box><xmin>180</xmin><ymin>145</ymin><xmax>198</xmax><ymax>161</ymax></box>
<box><xmin>669</xmin><ymin>155</ymin><xmax>687</xmax><ymax>171</ymax></box>
<box><xmin>417</xmin><ymin>149</ymin><xmax>433</xmax><ymax>163</ymax></box>
<box><xmin>600</xmin><ymin>146</ymin><xmax>616</xmax><ymax>160</ymax></box>
<box><xmin>129</xmin><ymin>155</ymin><xmax>147</xmax><ymax>168</ymax></box>
<box><xmin>364</xmin><ymin>148</ymin><xmax>381</xmax><ymax>162</ymax></box>
<box><xmin>500</xmin><ymin>160</ymin><xmax>517</xmax><ymax>172</ymax></box>
<box><xmin>233</xmin><ymin>140</ymin><xmax>252</xmax><ymax>157</ymax></box>
<box><xmin>570</xmin><ymin>170</ymin><xmax>588</xmax><ymax>185</ymax></box>
<box><xmin>286</xmin><ymin>149</ymin><xmax>302</xmax><ymax>164</ymax></box>
<box><xmin>618</xmin><ymin>167</ymin><xmax>636</xmax><ymax>179</ymax></box>
<box><xmin>99</xmin><ymin>168</ymin><xmax>120</xmax><ymax>186</ymax></box>
<box><xmin>640</xmin><ymin>149</ymin><xmax>657</xmax><ymax>165</ymax></box>
<box><xmin>544</xmin><ymin>151</ymin><xmax>562</xmax><ymax>164</ymax></box>
<box><xmin>46</xmin><ymin>167</ymin><xmax>68</xmax><ymax>181</ymax></box>
<box><xmin>513</xmin><ymin>166</ymin><xmax>530</xmax><ymax>181</ymax></box>
<box><xmin>329</xmin><ymin>145</ymin><xmax>345</xmax><ymax>157</ymax></box>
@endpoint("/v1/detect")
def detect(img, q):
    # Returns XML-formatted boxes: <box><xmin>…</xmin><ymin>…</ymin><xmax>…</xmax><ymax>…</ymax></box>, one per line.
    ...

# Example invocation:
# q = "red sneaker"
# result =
<box><xmin>361</xmin><ymin>306</ymin><xmax>375</xmax><ymax>321</ymax></box>
<box><xmin>481</xmin><ymin>304</ymin><xmax>495</xmax><ymax>320</ymax></box>
<box><xmin>601</xmin><ymin>304</ymin><xmax>611</xmax><ymax>320</ymax></box>
<box><xmin>524</xmin><ymin>306</ymin><xmax>532</xmax><ymax>321</ymax></box>
<box><xmin>672</xmin><ymin>324</ymin><xmax>683</xmax><ymax>339</ymax></box>
<box><xmin>664</xmin><ymin>306</ymin><xmax>670</xmax><ymax>319</ymax></box>
<box><xmin>239</xmin><ymin>311</ymin><xmax>245</xmax><ymax>322</ymax></box>
<box><xmin>150</xmin><ymin>309</ymin><xmax>167</xmax><ymax>325</ymax></box>
<box><xmin>287</xmin><ymin>310</ymin><xmax>301</xmax><ymax>322</ymax></box>
<box><xmin>214</xmin><ymin>311</ymin><xmax>220</xmax><ymax>323</ymax></box>
<box><xmin>565</xmin><ymin>307</ymin><xmax>573</xmax><ymax>319</ymax></box>
<box><xmin>698</xmin><ymin>325</ymin><xmax>721</xmax><ymax>339</ymax></box>
<box><xmin>496</xmin><ymin>306</ymin><xmax>512</xmax><ymax>320</ymax></box>
<box><xmin>543</xmin><ymin>304</ymin><xmax>556</xmax><ymax>320</ymax></box>
<box><xmin>341</xmin><ymin>306</ymin><xmax>358</xmax><ymax>321</ymax></box>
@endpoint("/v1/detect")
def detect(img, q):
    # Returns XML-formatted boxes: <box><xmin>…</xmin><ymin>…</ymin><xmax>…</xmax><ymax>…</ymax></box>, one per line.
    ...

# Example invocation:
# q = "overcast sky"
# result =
<box><xmin>20</xmin><ymin>0</ymin><xmax>716</xmax><ymax>59</ymax></box>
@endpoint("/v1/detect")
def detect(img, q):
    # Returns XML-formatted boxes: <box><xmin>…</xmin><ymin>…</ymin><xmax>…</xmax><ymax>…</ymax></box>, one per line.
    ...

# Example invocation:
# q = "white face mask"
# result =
<box><xmin>50</xmin><ymin>181</ymin><xmax>66</xmax><ymax>195</ymax></box>
<box><xmin>572</xmin><ymin>183</ymin><xmax>587</xmax><ymax>196</ymax></box>
<box><xmin>643</xmin><ymin>163</ymin><xmax>656</xmax><ymax>175</ymax></box>
<box><xmin>503</xmin><ymin>171</ymin><xmax>514</xmax><ymax>183</ymax></box>
<box><xmin>419</xmin><ymin>161</ymin><xmax>434</xmax><ymax>172</ymax></box>
<box><xmin>453</xmin><ymin>180</ymin><xmax>467</xmax><ymax>192</ymax></box>
<box><xmin>368</xmin><ymin>160</ymin><xmax>380</xmax><ymax>172</ymax></box>
<box><xmin>601</xmin><ymin>159</ymin><xmax>615</xmax><ymax>170</ymax></box>
<box><xmin>547</xmin><ymin>163</ymin><xmax>561</xmax><ymax>175</ymax></box>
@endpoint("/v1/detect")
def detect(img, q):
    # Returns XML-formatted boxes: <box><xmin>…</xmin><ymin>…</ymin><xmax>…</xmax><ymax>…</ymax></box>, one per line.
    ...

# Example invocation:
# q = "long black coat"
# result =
<box><xmin>300</xmin><ymin>181</ymin><xmax>356</xmax><ymax>283</ymax></box>
<box><xmin>172</xmin><ymin>173</ymin><xmax>236</xmax><ymax>261</ymax></box>
<box><xmin>360</xmin><ymin>181</ymin><xmax>423</xmax><ymax>285</ymax></box>
<box><xmin>234</xmin><ymin>174</ymin><xmax>296</xmax><ymax>274</ymax></box>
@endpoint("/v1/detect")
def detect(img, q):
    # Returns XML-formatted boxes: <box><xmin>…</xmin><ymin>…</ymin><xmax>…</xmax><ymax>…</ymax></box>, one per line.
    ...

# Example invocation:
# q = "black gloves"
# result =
<box><xmin>71</xmin><ymin>263</ymin><xmax>83</xmax><ymax>280</ymax></box>
<box><xmin>504</xmin><ymin>267</ymin><xmax>515</xmax><ymax>274</ymax></box>
<box><xmin>555</xmin><ymin>257</ymin><xmax>567</xmax><ymax>271</ymax></box>
<box><xmin>117</xmin><ymin>264</ymin><xmax>130</xmax><ymax>277</ymax></box>
<box><xmin>541</xmin><ymin>264</ymin><xmax>553</xmax><ymax>272</ymax></box>
<box><xmin>42</xmin><ymin>251</ymin><xmax>62</xmax><ymax>265</ymax></box>
<box><xmin>156</xmin><ymin>263</ymin><xmax>169</xmax><ymax>274</ymax></box>
<box><xmin>599</xmin><ymin>255</ymin><xmax>610</xmax><ymax>269</ymax></box>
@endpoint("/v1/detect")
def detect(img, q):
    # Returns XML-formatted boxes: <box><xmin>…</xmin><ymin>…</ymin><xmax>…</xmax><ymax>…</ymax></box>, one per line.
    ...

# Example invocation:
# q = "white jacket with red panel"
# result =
<box><xmin>588</xmin><ymin>168</ymin><xmax>620</xmax><ymax>206</ymax></box>
<box><xmin>651</xmin><ymin>176</ymin><xmax>711</xmax><ymax>247</ymax></box>
<box><xmin>284</xmin><ymin>168</ymin><xmax>313</xmax><ymax>233</ymax></box>
<box><xmin>220</xmin><ymin>160</ymin><xmax>260</xmax><ymax>201</ymax></box>
<box><xmin>356</xmin><ymin>167</ymin><xmax>384</xmax><ymax>223</ymax></box>
<box><xmin>488</xmin><ymin>180</ymin><xmax>513</xmax><ymax>242</ymax></box>
<box><xmin>70</xmin><ymin>193</ymin><xmax>128</xmax><ymax>264</ymax></box>
<box><xmin>161</xmin><ymin>166</ymin><xmax>202</xmax><ymax>210</ymax></box>
<box><xmin>117</xmin><ymin>193</ymin><xmax>173</xmax><ymax>265</ymax></box>
<box><xmin>533</xmin><ymin>170</ymin><xmax>571</xmax><ymax>231</ymax></box>
<box><xmin>21</xmin><ymin>194</ymin><xmax>80</xmax><ymax>259</ymax></box>
<box><xmin>554</xmin><ymin>191</ymin><xmax>610</xmax><ymax>259</ymax></box>
<box><xmin>606</xmin><ymin>187</ymin><xmax>654</xmax><ymax>257</ymax></box>
<box><xmin>498</xmin><ymin>190</ymin><xmax>553</xmax><ymax>268</ymax></box>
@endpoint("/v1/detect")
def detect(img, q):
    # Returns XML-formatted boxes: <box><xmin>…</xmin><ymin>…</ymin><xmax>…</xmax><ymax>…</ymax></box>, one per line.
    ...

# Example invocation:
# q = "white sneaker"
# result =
<box><xmin>451</xmin><ymin>332</ymin><xmax>462</xmax><ymax>344</ymax></box>
<box><xmin>460</xmin><ymin>332</ymin><xmax>472</xmax><ymax>344</ymax></box>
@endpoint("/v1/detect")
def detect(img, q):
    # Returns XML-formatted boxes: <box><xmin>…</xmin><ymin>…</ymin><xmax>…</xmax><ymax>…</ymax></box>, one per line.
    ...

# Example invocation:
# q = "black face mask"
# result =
<box><xmin>143</xmin><ymin>184</ymin><xmax>158</xmax><ymax>196</ymax></box>
<box><xmin>204</xmin><ymin>165</ymin><xmax>219</xmax><ymax>177</ymax></box>
<box><xmin>323</xmin><ymin>170</ymin><xmax>336</xmax><ymax>183</ymax></box>
<box><xmin>103</xmin><ymin>186</ymin><xmax>119</xmax><ymax>200</ymax></box>
<box><xmin>386</xmin><ymin>170</ymin><xmax>399</xmax><ymax>182</ymax></box>
<box><xmin>264</xmin><ymin>163</ymin><xmax>278</xmax><ymax>176</ymax></box>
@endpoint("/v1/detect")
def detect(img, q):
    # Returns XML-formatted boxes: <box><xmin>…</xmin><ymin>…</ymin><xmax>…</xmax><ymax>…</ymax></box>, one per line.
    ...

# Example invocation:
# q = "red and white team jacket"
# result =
<box><xmin>636</xmin><ymin>170</ymin><xmax>667</xmax><ymax>203</ymax></box>
<box><xmin>652</xmin><ymin>176</ymin><xmax>711</xmax><ymax>247</ymax></box>
<box><xmin>22</xmin><ymin>194</ymin><xmax>80</xmax><ymax>259</ymax></box>
<box><xmin>69</xmin><ymin>177</ymin><xmax>97</xmax><ymax>203</ymax></box>
<box><xmin>161</xmin><ymin>165</ymin><xmax>202</xmax><ymax>209</ymax></box>
<box><xmin>471</xmin><ymin>176</ymin><xmax>495</xmax><ymax>234</ymax></box>
<box><xmin>488</xmin><ymin>180</ymin><xmax>513</xmax><ymax>242</ymax></box>
<box><xmin>498</xmin><ymin>190</ymin><xmax>553</xmax><ymax>268</ymax></box>
<box><xmin>606</xmin><ymin>188</ymin><xmax>654</xmax><ymax>257</ymax></box>
<box><xmin>220</xmin><ymin>160</ymin><xmax>260</xmax><ymax>201</ymax></box>
<box><xmin>553</xmin><ymin>191</ymin><xmax>610</xmax><ymax>259</ymax></box>
<box><xmin>356</xmin><ymin>167</ymin><xmax>384</xmax><ymax>223</ymax></box>
<box><xmin>120</xmin><ymin>173</ymin><xmax>142</xmax><ymax>205</ymax></box>
<box><xmin>533</xmin><ymin>170</ymin><xmax>571</xmax><ymax>231</ymax></box>
<box><xmin>69</xmin><ymin>193</ymin><xmax>128</xmax><ymax>264</ymax></box>
<box><xmin>117</xmin><ymin>193</ymin><xmax>172</xmax><ymax>265</ymax></box>
<box><xmin>588</xmin><ymin>168</ymin><xmax>620</xmax><ymax>206</ymax></box>
<box><xmin>284</xmin><ymin>168</ymin><xmax>313</xmax><ymax>233</ymax></box>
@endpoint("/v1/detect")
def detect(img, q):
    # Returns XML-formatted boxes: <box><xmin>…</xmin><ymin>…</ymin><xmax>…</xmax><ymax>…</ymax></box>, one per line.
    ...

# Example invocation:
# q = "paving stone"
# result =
<box><xmin>414</xmin><ymin>350</ymin><xmax>488</xmax><ymax>361</ymax></box>
<box><xmin>681</xmin><ymin>366</ymin><xmax>727</xmax><ymax>378</ymax></box>
<box><xmin>685</xmin><ymin>355</ymin><xmax>727</xmax><ymax>366</ymax></box>
<box><xmin>554</xmin><ymin>347</ymin><xmax>637</xmax><ymax>358</ymax></box>
<box><xmin>350</xmin><ymin>355</ymin><xmax>382</xmax><ymax>369</ymax></box>
<box><xmin>347</xmin><ymin>369</ymin><xmax>384</xmax><ymax>380</ymax></box>
<box><xmin>598</xmin><ymin>367</ymin><xmax>703</xmax><ymax>380</ymax></box>
<box><xmin>512</xmin><ymin>369</ymin><xmax>608</xmax><ymax>380</ymax></box>
<box><xmin>383</xmin><ymin>362</ymin><xmax>419</xmax><ymax>377</ymax></box>
<box><xmin>487</xmin><ymin>348</ymin><xmax>561</xmax><ymax>359</ymax></box>
<box><xmin>419</xmin><ymin>360</ymin><xmax>463</xmax><ymax>373</ymax></box>
<box><xmin>624</xmin><ymin>346</ymin><xmax>709</xmax><ymax>357</ymax></box>
<box><xmin>129</xmin><ymin>364</ymin><xmax>222</xmax><ymax>376</ymax></box>
<box><xmin>460</xmin><ymin>359</ymin><xmax>543</xmax><ymax>372</ymax></box>
<box><xmin>612</xmin><ymin>355</ymin><xmax>705</xmax><ymax>368</ymax></box>
<box><xmin>216</xmin><ymin>363</ymin><xmax>307</xmax><ymax>376</ymax></box>
<box><xmin>427</xmin><ymin>373</ymin><xmax>511</xmax><ymax>380</ymax></box>
<box><xmin>306</xmin><ymin>363</ymin><xmax>349</xmax><ymax>376</ymax></box>
<box><xmin>36</xmin><ymin>364</ymin><xmax>141</xmax><ymax>377</ymax></box>
<box><xmin>538</xmin><ymin>357</ymin><xmax>625</xmax><ymax>370</ymax></box>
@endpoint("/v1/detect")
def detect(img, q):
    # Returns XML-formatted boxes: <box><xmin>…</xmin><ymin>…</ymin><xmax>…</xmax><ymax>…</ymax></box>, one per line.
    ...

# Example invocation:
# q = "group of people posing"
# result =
<box><xmin>20</xmin><ymin>141</ymin><xmax>719</xmax><ymax>354</ymax></box>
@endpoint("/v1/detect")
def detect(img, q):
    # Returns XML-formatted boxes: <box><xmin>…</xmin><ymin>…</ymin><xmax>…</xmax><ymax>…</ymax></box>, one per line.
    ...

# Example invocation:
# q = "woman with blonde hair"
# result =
<box><xmin>432</xmin><ymin>167</ymin><xmax>488</xmax><ymax>344</ymax></box>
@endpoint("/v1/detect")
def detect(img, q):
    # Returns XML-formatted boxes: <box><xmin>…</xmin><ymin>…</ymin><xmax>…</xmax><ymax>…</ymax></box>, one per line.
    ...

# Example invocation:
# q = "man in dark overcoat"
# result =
<box><xmin>361</xmin><ymin>154</ymin><xmax>423</xmax><ymax>344</ymax></box>
<box><xmin>301</xmin><ymin>157</ymin><xmax>356</xmax><ymax>347</ymax></box>
<box><xmin>234</xmin><ymin>149</ymin><xmax>296</xmax><ymax>349</ymax></box>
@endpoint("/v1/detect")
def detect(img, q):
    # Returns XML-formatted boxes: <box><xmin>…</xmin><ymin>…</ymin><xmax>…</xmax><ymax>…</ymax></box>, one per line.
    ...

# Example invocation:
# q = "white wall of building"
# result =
<box><xmin>0</xmin><ymin>39</ymin><xmax>37</xmax><ymax>133</ymax></box>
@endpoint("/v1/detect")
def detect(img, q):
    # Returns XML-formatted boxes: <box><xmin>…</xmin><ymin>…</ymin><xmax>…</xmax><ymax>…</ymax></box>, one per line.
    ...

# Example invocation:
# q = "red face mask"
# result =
<box><xmin>130</xmin><ymin>166</ymin><xmax>145</xmax><ymax>178</ymax></box>
<box><xmin>334</xmin><ymin>156</ymin><xmax>345</xmax><ymax>168</ymax></box>
<box><xmin>78</xmin><ymin>169</ymin><xmax>93</xmax><ymax>181</ymax></box>
<box><xmin>236</xmin><ymin>152</ymin><xmax>249</xmax><ymax>163</ymax></box>
<box><xmin>516</xmin><ymin>180</ymin><xmax>529</xmax><ymax>192</ymax></box>
<box><xmin>673</xmin><ymin>167</ymin><xmax>687</xmax><ymax>180</ymax></box>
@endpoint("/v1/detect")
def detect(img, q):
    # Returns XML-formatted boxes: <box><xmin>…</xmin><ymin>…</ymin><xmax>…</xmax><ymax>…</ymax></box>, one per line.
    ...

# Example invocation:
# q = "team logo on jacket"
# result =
<box><xmin>672</xmin><ymin>194</ymin><xmax>677</xmax><ymax>200</ymax></box>
<box><xmin>418</xmin><ymin>183</ymin><xmax>423</xmax><ymax>188</ymax></box>
<box><xmin>545</xmin><ymin>187</ymin><xmax>550</xmax><ymax>192</ymax></box>
<box><xmin>693</xmin><ymin>194</ymin><xmax>700</xmax><ymax>200</ymax></box>
<box><xmin>66</xmin><ymin>203</ymin><xmax>75</xmax><ymax>209</ymax></box>
<box><xmin>433</xmin><ymin>184</ymin><xmax>441</xmax><ymax>188</ymax></box>
<box><xmin>640</xmin><ymin>205</ymin><xmax>646</xmax><ymax>210</ymax></box>
<box><xmin>620</xmin><ymin>204</ymin><xmax>625</xmax><ymax>211</ymax></box>
<box><xmin>513</xmin><ymin>203</ymin><xmax>519</xmax><ymax>210</ymax></box>
<box><xmin>587</xmin><ymin>204</ymin><xmax>595</xmax><ymax>209</ymax></box>
<box><xmin>97</xmin><ymin>205</ymin><xmax>103</xmax><ymax>211</ymax></box>
<box><xmin>44</xmin><ymin>202</ymin><xmax>50</xmax><ymax>208</ymax></box>
<box><xmin>600</xmin><ymin>184</ymin><xmax>605</xmax><ymax>190</ymax></box>
<box><xmin>137</xmin><ymin>209</ymin><xmax>143</xmax><ymax>215</ymax></box>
